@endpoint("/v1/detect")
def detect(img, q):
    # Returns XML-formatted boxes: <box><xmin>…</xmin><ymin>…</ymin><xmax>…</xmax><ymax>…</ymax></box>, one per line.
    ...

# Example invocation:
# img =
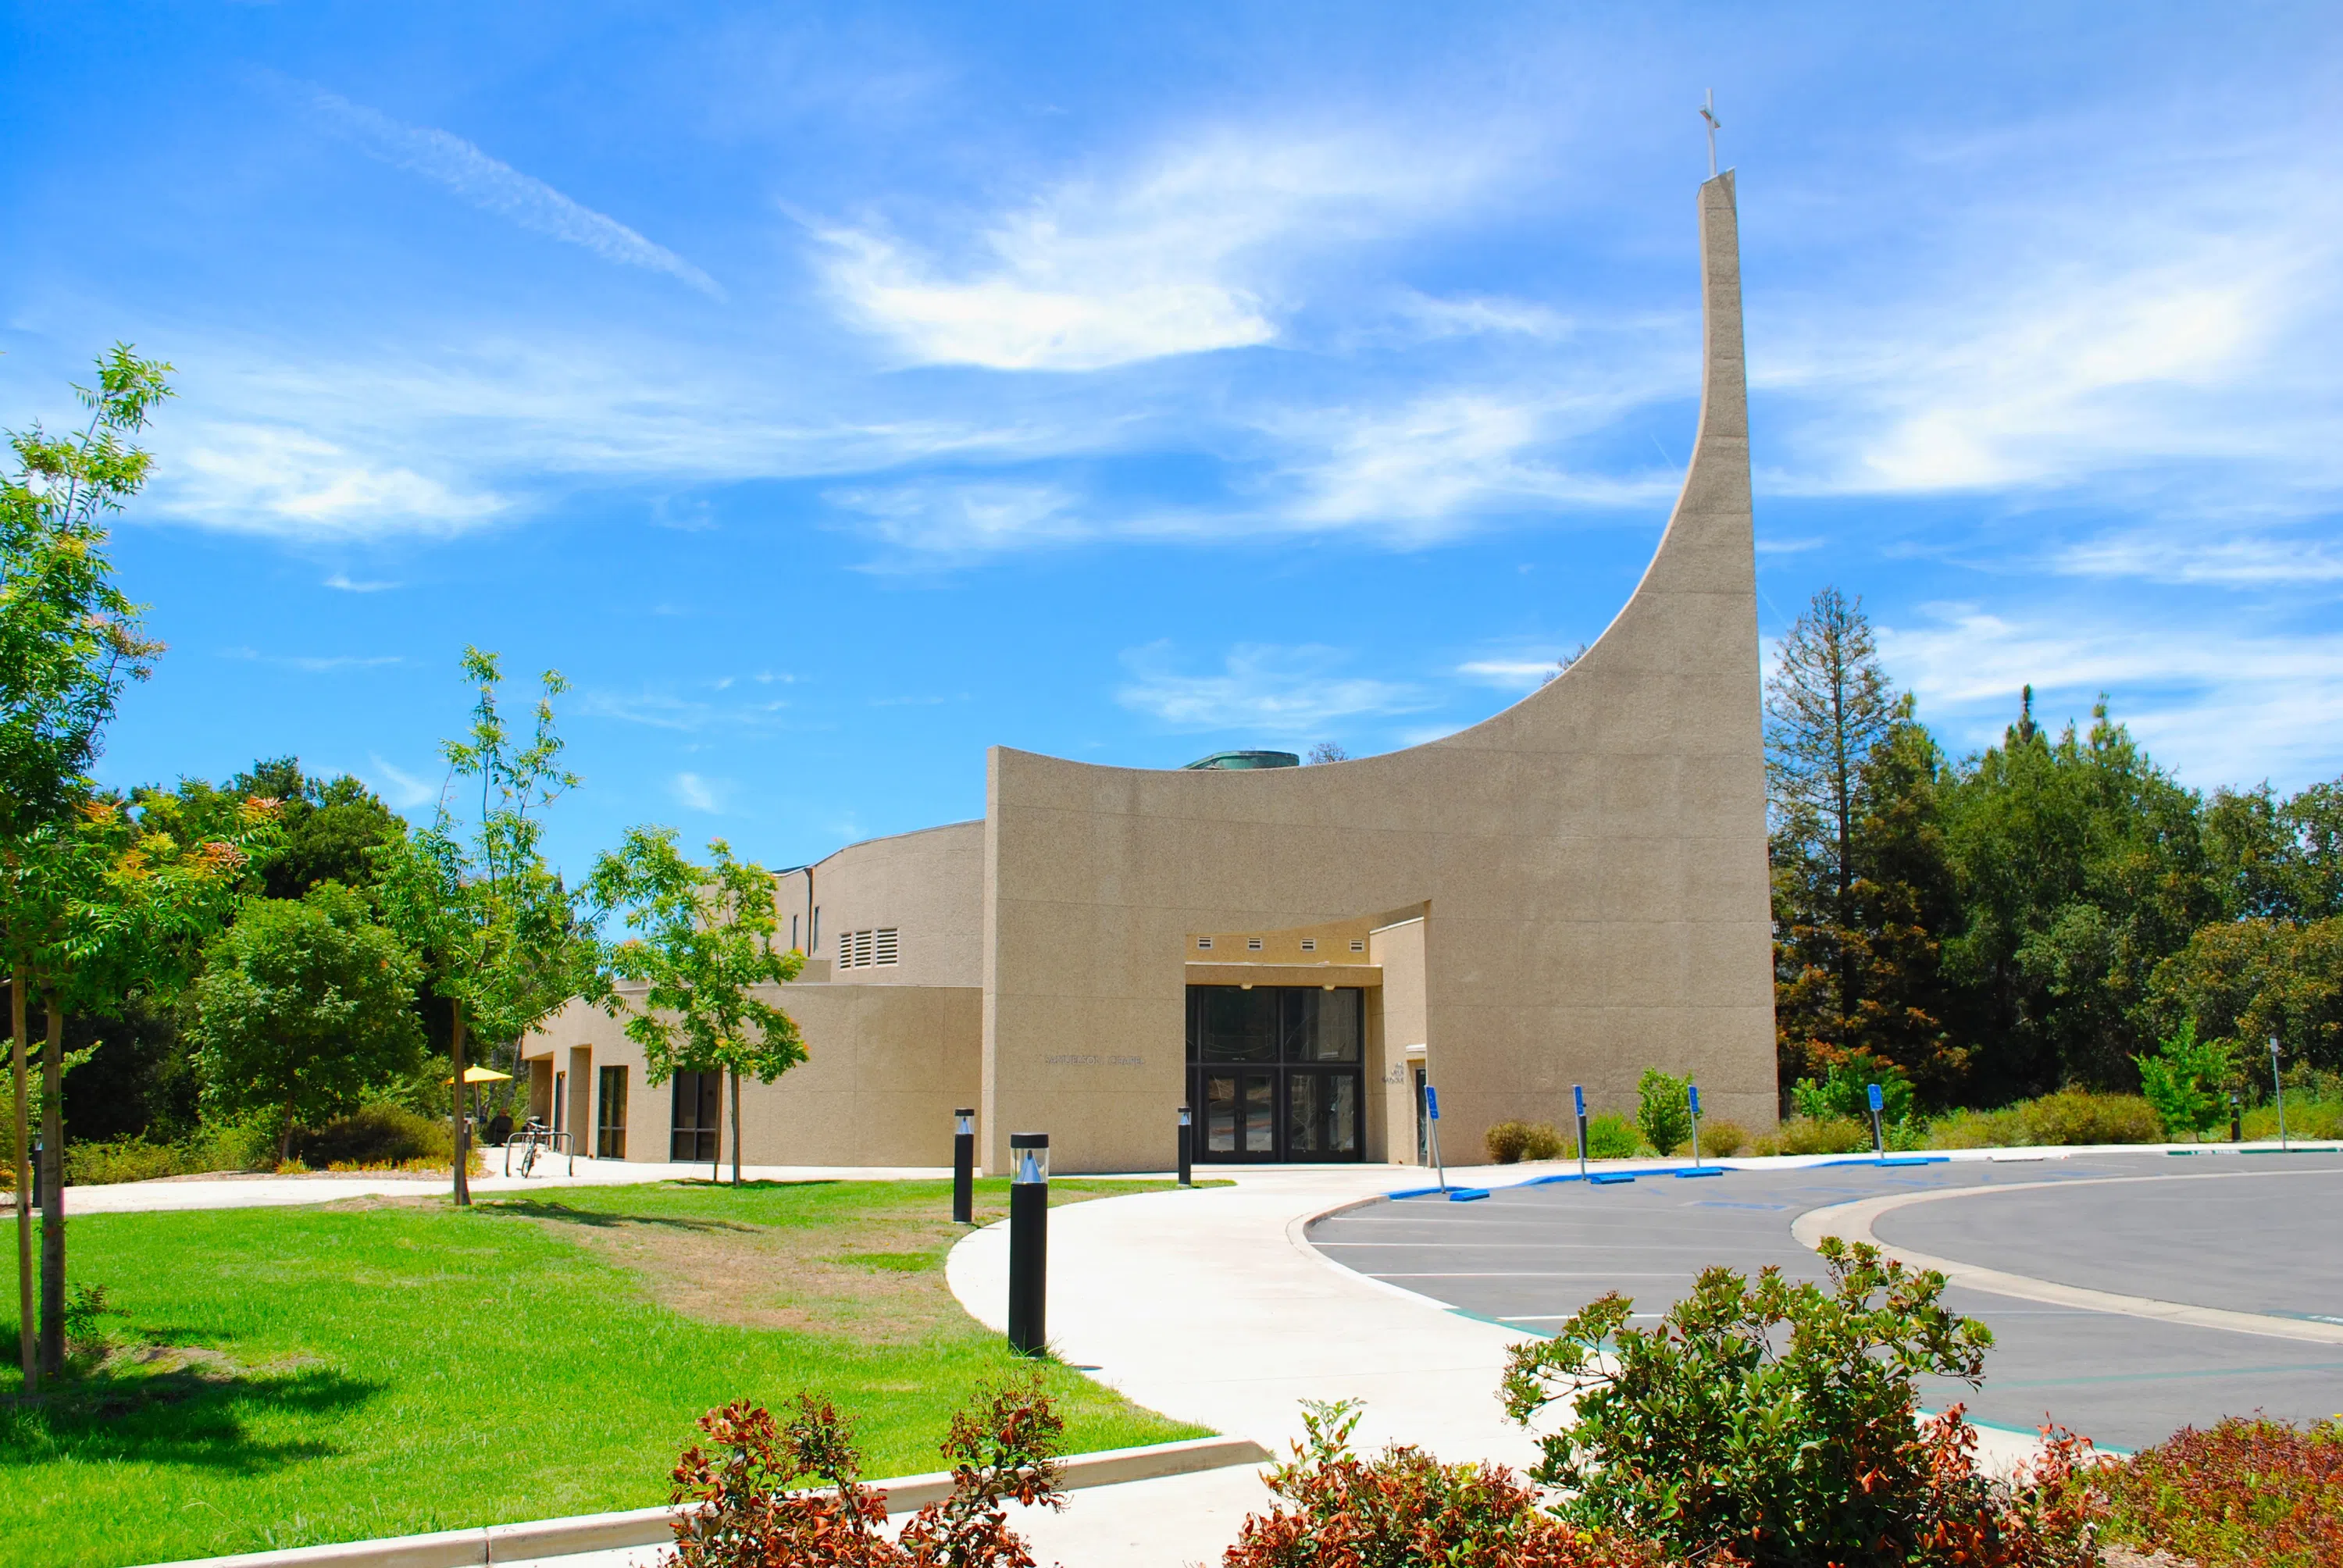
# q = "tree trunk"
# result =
<box><xmin>38</xmin><ymin>998</ymin><xmax>65</xmax><ymax>1379</ymax></box>
<box><xmin>278</xmin><ymin>1100</ymin><xmax>298</xmax><ymax>1167</ymax></box>
<box><xmin>450</xmin><ymin>1003</ymin><xmax>471</xmax><ymax>1207</ymax></box>
<box><xmin>10</xmin><ymin>975</ymin><xmax>34</xmax><ymax>1397</ymax></box>
<box><xmin>729</xmin><ymin>1068</ymin><xmax>741</xmax><ymax>1187</ymax></box>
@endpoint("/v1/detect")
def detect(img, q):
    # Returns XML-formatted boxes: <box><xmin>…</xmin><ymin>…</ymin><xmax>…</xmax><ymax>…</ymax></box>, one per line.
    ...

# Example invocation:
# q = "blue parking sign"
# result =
<box><xmin>1572</xmin><ymin>1084</ymin><xmax>1586</xmax><ymax>1117</ymax></box>
<box><xmin>1867</xmin><ymin>1082</ymin><xmax>1885</xmax><ymax>1113</ymax></box>
<box><xmin>1688</xmin><ymin>1083</ymin><xmax>1701</xmax><ymax>1116</ymax></box>
<box><xmin>1425</xmin><ymin>1085</ymin><xmax>1441</xmax><ymax>1121</ymax></box>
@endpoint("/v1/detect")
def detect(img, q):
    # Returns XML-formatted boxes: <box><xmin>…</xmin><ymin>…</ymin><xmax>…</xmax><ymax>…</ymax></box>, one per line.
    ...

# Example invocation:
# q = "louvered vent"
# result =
<box><xmin>853</xmin><ymin>930</ymin><xmax>876</xmax><ymax>968</ymax></box>
<box><xmin>1196</xmin><ymin>937</ymin><xmax>1213</xmax><ymax>950</ymax></box>
<box><xmin>1349</xmin><ymin>938</ymin><xmax>1366</xmax><ymax>953</ymax></box>
<box><xmin>1246</xmin><ymin>937</ymin><xmax>1264</xmax><ymax>951</ymax></box>
<box><xmin>873</xmin><ymin>928</ymin><xmax>899</xmax><ymax>966</ymax></box>
<box><xmin>1300</xmin><ymin>938</ymin><xmax>1317</xmax><ymax>952</ymax></box>
<box><xmin>839</xmin><ymin>930</ymin><xmax>854</xmax><ymax>967</ymax></box>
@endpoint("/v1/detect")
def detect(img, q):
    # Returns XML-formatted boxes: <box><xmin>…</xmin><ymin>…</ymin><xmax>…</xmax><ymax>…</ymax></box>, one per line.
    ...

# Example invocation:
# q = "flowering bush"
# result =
<box><xmin>1221</xmin><ymin>1399</ymin><xmax>1671</xmax><ymax>1568</ymax></box>
<box><xmin>2090</xmin><ymin>1415</ymin><xmax>2343</xmax><ymax>1568</ymax></box>
<box><xmin>668</xmin><ymin>1381</ymin><xmax>1063</xmax><ymax>1568</ymax></box>
<box><xmin>1500</xmin><ymin>1236</ymin><xmax>2099</xmax><ymax>1568</ymax></box>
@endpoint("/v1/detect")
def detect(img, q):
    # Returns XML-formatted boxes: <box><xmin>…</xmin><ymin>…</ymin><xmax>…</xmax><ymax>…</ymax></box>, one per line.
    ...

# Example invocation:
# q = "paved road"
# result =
<box><xmin>1303</xmin><ymin>1149</ymin><xmax>2343</xmax><ymax>1451</ymax></box>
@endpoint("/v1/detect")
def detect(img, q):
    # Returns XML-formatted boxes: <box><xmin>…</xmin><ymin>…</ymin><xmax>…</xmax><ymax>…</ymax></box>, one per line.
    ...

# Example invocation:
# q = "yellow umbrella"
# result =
<box><xmin>444</xmin><ymin>1066</ymin><xmax>513</xmax><ymax>1084</ymax></box>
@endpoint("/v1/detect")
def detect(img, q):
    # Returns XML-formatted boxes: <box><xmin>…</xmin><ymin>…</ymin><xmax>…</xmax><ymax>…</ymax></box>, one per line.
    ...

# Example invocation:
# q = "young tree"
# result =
<box><xmin>376</xmin><ymin>649</ymin><xmax>597</xmax><ymax>1206</ymax></box>
<box><xmin>12</xmin><ymin>793</ymin><xmax>269</xmax><ymax>1376</ymax></box>
<box><xmin>1766</xmin><ymin>590</ymin><xmax>1900</xmax><ymax>1082</ymax></box>
<box><xmin>187</xmin><ymin>882</ymin><xmax>426</xmax><ymax>1163</ymax></box>
<box><xmin>0</xmin><ymin>347</ymin><xmax>172</xmax><ymax>1392</ymax></box>
<box><xmin>589</xmin><ymin>828</ymin><xmax>804</xmax><ymax>1185</ymax></box>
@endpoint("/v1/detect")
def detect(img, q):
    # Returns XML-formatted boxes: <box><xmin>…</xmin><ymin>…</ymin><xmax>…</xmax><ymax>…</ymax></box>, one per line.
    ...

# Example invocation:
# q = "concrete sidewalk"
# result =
<box><xmin>58</xmin><ymin>1159</ymin><xmax>952</xmax><ymax>1214</ymax></box>
<box><xmin>946</xmin><ymin>1164</ymin><xmax>1548</xmax><ymax>1566</ymax></box>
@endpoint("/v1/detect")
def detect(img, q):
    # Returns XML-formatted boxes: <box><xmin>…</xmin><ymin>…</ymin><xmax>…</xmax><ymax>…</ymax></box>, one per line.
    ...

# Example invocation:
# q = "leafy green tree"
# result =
<box><xmin>375</xmin><ymin>649</ymin><xmax>597</xmax><ymax>1206</ymax></box>
<box><xmin>2149</xmin><ymin>915</ymin><xmax>2343</xmax><ymax>1078</ymax></box>
<box><xmin>188</xmin><ymin>882</ymin><xmax>426</xmax><ymax>1163</ymax></box>
<box><xmin>0</xmin><ymin>347</ymin><xmax>173</xmax><ymax>1392</ymax></box>
<box><xmin>1633</xmin><ymin>1067</ymin><xmax>1693</xmax><ymax>1156</ymax></box>
<box><xmin>589</xmin><ymin>827</ymin><xmax>804</xmax><ymax>1184</ymax></box>
<box><xmin>2132</xmin><ymin>1020</ymin><xmax>2231</xmax><ymax>1141</ymax></box>
<box><xmin>1940</xmin><ymin>691</ymin><xmax>2219</xmax><ymax>1097</ymax></box>
<box><xmin>159</xmin><ymin>758</ymin><xmax>405</xmax><ymax>900</ymax></box>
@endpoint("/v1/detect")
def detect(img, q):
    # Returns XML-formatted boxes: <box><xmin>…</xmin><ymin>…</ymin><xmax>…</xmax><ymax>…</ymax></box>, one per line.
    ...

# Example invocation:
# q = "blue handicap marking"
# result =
<box><xmin>1688</xmin><ymin>1083</ymin><xmax>1701</xmax><ymax>1116</ymax></box>
<box><xmin>1672</xmin><ymin>1167</ymin><xmax>1724</xmax><ymax>1178</ymax></box>
<box><xmin>1867</xmin><ymin>1082</ymin><xmax>1885</xmax><ymax>1113</ymax></box>
<box><xmin>1447</xmin><ymin>1188</ymin><xmax>1490</xmax><ymax>1203</ymax></box>
<box><xmin>1589</xmin><ymin>1172</ymin><xmax>1637</xmax><ymax>1185</ymax></box>
<box><xmin>1425</xmin><ymin>1085</ymin><xmax>1441</xmax><ymax>1121</ymax></box>
<box><xmin>1572</xmin><ymin>1084</ymin><xmax>1586</xmax><ymax>1117</ymax></box>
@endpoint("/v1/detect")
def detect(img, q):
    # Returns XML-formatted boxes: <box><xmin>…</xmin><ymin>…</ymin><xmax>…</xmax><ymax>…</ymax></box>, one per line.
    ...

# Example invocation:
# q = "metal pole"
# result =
<box><xmin>1176</xmin><ymin>1103</ymin><xmax>1192</xmax><ymax>1187</ymax></box>
<box><xmin>2270</xmin><ymin>1038</ymin><xmax>2288</xmax><ymax>1150</ymax></box>
<box><xmin>1573</xmin><ymin>1084</ymin><xmax>1589</xmax><ymax>1181</ymax></box>
<box><xmin>1007</xmin><ymin>1133</ymin><xmax>1049</xmax><ymax>1356</ymax></box>
<box><xmin>1689</xmin><ymin>1082</ymin><xmax>1703</xmax><ymax>1167</ymax></box>
<box><xmin>1424</xmin><ymin>1084</ymin><xmax>1445</xmax><ymax>1192</ymax></box>
<box><xmin>951</xmin><ymin>1107</ymin><xmax>975</xmax><ymax>1224</ymax></box>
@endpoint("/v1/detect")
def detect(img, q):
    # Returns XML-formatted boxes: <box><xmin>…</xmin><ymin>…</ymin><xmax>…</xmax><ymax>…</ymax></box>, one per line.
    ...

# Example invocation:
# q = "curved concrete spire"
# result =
<box><xmin>981</xmin><ymin>174</ymin><xmax>1771</xmax><ymax>1171</ymax></box>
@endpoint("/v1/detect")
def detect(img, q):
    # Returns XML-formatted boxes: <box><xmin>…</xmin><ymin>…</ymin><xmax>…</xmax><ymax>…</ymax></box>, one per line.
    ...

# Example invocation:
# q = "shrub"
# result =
<box><xmin>1483</xmin><ymin>1121</ymin><xmax>1566</xmax><ymax>1164</ymax></box>
<box><xmin>1689</xmin><ymin>1117</ymin><xmax>1747</xmax><ymax>1157</ymax></box>
<box><xmin>1791</xmin><ymin>1048</ymin><xmax>1914</xmax><ymax>1124</ymax></box>
<box><xmin>1583</xmin><ymin>1110</ymin><xmax>1639</xmax><ymax>1160</ymax></box>
<box><xmin>669</xmin><ymin>1381</ymin><xmax>1063</xmax><ymax>1568</ymax></box>
<box><xmin>1925</xmin><ymin>1106</ymin><xmax>2029</xmax><ymax>1149</ymax></box>
<box><xmin>1751</xmin><ymin>1114</ymin><xmax>1872</xmax><ymax>1156</ymax></box>
<box><xmin>1500</xmin><ymin>1237</ymin><xmax>2097</xmax><ymax>1568</ymax></box>
<box><xmin>50</xmin><ymin>1121</ymin><xmax>277</xmax><ymax>1188</ymax></box>
<box><xmin>288</xmin><ymin>1104</ymin><xmax>452</xmax><ymax>1169</ymax></box>
<box><xmin>1633</xmin><ymin>1068</ymin><xmax>1692</xmax><ymax>1159</ymax></box>
<box><xmin>1224</xmin><ymin>1398</ymin><xmax>1668</xmax><ymax>1568</ymax></box>
<box><xmin>2134</xmin><ymin>1020</ymin><xmax>2233</xmax><ymax>1140</ymax></box>
<box><xmin>2020</xmin><ymin>1090</ymin><xmax>2160</xmax><ymax>1146</ymax></box>
<box><xmin>2090</xmin><ymin>1415</ymin><xmax>2343</xmax><ymax>1568</ymax></box>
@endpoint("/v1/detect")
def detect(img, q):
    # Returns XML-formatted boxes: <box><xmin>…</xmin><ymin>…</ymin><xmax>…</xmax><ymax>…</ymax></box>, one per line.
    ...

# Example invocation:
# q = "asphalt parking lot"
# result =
<box><xmin>1303</xmin><ymin>1149</ymin><xmax>2343</xmax><ymax>1451</ymax></box>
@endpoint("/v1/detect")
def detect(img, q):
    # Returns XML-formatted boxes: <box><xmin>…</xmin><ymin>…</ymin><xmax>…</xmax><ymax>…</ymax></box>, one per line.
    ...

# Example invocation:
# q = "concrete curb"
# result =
<box><xmin>137</xmin><ymin>1435</ymin><xmax>1273</xmax><ymax>1568</ymax></box>
<box><xmin>1794</xmin><ymin>1166</ymin><xmax>2343</xmax><ymax>1345</ymax></box>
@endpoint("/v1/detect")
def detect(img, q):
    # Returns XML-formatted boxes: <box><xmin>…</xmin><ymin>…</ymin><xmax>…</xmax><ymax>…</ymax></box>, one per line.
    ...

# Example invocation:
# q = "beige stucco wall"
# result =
<box><xmin>522</xmin><ymin>978</ymin><xmax>981</xmax><ymax>1167</ymax></box>
<box><xmin>979</xmin><ymin>172</ymin><xmax>1774</xmax><ymax>1173</ymax></box>
<box><xmin>775</xmin><ymin>819</ymin><xmax>984</xmax><ymax>988</ymax></box>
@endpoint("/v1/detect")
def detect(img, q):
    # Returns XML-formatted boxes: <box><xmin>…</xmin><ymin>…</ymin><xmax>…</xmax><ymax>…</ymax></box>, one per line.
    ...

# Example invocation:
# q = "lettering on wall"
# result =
<box><xmin>1043</xmin><ymin>1053</ymin><xmax>1146</xmax><ymax>1067</ymax></box>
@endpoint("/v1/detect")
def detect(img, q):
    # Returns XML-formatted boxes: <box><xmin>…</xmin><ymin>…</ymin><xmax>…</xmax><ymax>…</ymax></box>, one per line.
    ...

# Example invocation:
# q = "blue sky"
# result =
<box><xmin>5</xmin><ymin>2</ymin><xmax>2339</xmax><ymax>875</ymax></box>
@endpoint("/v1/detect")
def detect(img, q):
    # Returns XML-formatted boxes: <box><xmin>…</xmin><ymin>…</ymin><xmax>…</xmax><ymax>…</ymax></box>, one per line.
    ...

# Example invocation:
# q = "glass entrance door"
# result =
<box><xmin>1201</xmin><ymin>1071</ymin><xmax>1276</xmax><ymax>1156</ymax></box>
<box><xmin>1187</xmin><ymin>986</ymin><xmax>1364</xmax><ymax>1163</ymax></box>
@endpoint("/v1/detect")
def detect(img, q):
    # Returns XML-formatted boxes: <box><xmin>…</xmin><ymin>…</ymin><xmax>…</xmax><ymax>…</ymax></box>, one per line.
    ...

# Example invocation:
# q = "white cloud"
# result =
<box><xmin>1877</xmin><ymin>604</ymin><xmax>2343</xmax><ymax>787</ymax></box>
<box><xmin>308</xmin><ymin>86</ymin><xmax>725</xmax><ymax>300</ymax></box>
<box><xmin>323</xmin><ymin>572</ymin><xmax>400</xmax><ymax>592</ymax></box>
<box><xmin>814</xmin><ymin>130</ymin><xmax>1485</xmax><ymax>371</ymax></box>
<box><xmin>165</xmin><ymin>423</ymin><xmax>508</xmax><ymax>537</ymax></box>
<box><xmin>1116</xmin><ymin>642</ymin><xmax>1428</xmax><ymax>732</ymax></box>
<box><xmin>366</xmin><ymin>754</ymin><xmax>439</xmax><ymax>811</ymax></box>
<box><xmin>576</xmin><ymin>687</ymin><xmax>788</xmax><ymax>732</ymax></box>
<box><xmin>828</xmin><ymin>480</ymin><xmax>1088</xmax><ymax>554</ymax></box>
<box><xmin>1457</xmin><ymin>657</ymin><xmax>1564</xmax><ymax>692</ymax></box>
<box><xmin>1271</xmin><ymin>391</ymin><xmax>1674</xmax><ymax>540</ymax></box>
<box><xmin>2051</xmin><ymin>529</ymin><xmax>2343</xmax><ymax>586</ymax></box>
<box><xmin>1763</xmin><ymin>159</ymin><xmax>2343</xmax><ymax>502</ymax></box>
<box><xmin>672</xmin><ymin>772</ymin><xmax>726</xmax><ymax>813</ymax></box>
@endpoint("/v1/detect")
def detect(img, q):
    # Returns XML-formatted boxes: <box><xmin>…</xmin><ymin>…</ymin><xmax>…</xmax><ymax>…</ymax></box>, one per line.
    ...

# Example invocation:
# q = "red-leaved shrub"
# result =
<box><xmin>2090</xmin><ymin>1414</ymin><xmax>2343</xmax><ymax>1568</ymax></box>
<box><xmin>669</xmin><ymin>1381</ymin><xmax>1064</xmax><ymax>1568</ymax></box>
<box><xmin>1220</xmin><ymin>1399</ymin><xmax>1675</xmax><ymax>1568</ymax></box>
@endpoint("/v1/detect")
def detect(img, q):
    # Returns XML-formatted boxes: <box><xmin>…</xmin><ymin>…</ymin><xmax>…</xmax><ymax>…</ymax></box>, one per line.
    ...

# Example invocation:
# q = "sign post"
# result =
<box><xmin>950</xmin><ymin>1107</ymin><xmax>975</xmax><ymax>1224</ymax></box>
<box><xmin>1867</xmin><ymin>1082</ymin><xmax>1885</xmax><ymax>1157</ymax></box>
<box><xmin>1688</xmin><ymin>1082</ymin><xmax>1703</xmax><ymax>1168</ymax></box>
<box><xmin>1573</xmin><ymin>1084</ymin><xmax>1589</xmax><ymax>1181</ymax></box>
<box><xmin>2270</xmin><ymin>1038</ymin><xmax>2288</xmax><ymax>1150</ymax></box>
<box><xmin>1424</xmin><ymin>1085</ymin><xmax>1446</xmax><ymax>1193</ymax></box>
<box><xmin>1007</xmin><ymin>1133</ymin><xmax>1049</xmax><ymax>1356</ymax></box>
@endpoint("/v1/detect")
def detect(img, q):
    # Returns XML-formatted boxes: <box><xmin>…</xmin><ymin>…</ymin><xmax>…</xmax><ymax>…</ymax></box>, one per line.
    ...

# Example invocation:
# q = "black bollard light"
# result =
<box><xmin>1177</xmin><ymin>1103</ymin><xmax>1192</xmax><ymax>1187</ymax></box>
<box><xmin>29</xmin><ymin>1139</ymin><xmax>41</xmax><ymax>1210</ymax></box>
<box><xmin>2230</xmin><ymin>1092</ymin><xmax>2242</xmax><ymax>1144</ymax></box>
<box><xmin>1007</xmin><ymin>1134</ymin><xmax>1049</xmax><ymax>1356</ymax></box>
<box><xmin>951</xmin><ymin>1107</ymin><xmax>975</xmax><ymax>1224</ymax></box>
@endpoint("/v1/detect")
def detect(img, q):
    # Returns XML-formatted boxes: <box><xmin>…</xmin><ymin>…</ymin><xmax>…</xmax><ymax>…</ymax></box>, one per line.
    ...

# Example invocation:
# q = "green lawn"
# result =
<box><xmin>0</xmin><ymin>1178</ymin><xmax>1209</xmax><ymax>1567</ymax></box>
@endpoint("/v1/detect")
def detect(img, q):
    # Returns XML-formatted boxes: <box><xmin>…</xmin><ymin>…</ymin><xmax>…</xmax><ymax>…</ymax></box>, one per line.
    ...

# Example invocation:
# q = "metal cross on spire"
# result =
<box><xmin>1699</xmin><ymin>89</ymin><xmax>1721</xmax><ymax>178</ymax></box>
